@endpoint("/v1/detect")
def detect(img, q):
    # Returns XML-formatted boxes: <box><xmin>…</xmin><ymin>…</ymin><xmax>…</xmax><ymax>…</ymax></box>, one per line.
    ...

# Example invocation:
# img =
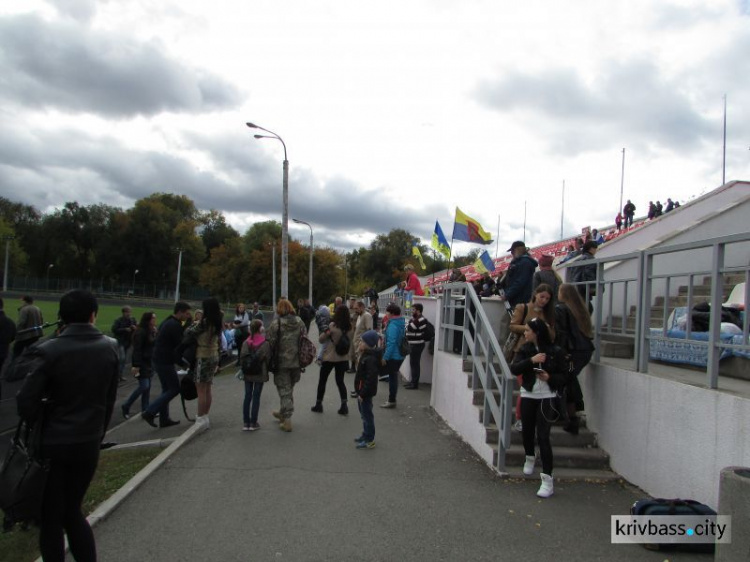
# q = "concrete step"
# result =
<box><xmin>493</xmin><ymin>445</ymin><xmax>611</xmax><ymax>471</ymax></box>
<box><xmin>485</xmin><ymin>424</ymin><xmax>597</xmax><ymax>448</ymax></box>
<box><xmin>477</xmin><ymin>407</ymin><xmax>588</xmax><ymax>429</ymax></box>
<box><xmin>500</xmin><ymin>467</ymin><xmax>621</xmax><ymax>482</ymax></box>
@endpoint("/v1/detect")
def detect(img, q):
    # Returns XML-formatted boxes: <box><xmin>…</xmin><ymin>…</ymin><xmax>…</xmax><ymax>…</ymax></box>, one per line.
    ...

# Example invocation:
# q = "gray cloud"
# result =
<box><xmin>0</xmin><ymin>14</ymin><xmax>244</xmax><ymax>118</ymax></box>
<box><xmin>0</xmin><ymin>125</ymin><xmax>447</xmax><ymax>251</ymax></box>
<box><xmin>474</xmin><ymin>58</ymin><xmax>716</xmax><ymax>156</ymax></box>
<box><xmin>44</xmin><ymin>0</ymin><xmax>98</xmax><ymax>23</ymax></box>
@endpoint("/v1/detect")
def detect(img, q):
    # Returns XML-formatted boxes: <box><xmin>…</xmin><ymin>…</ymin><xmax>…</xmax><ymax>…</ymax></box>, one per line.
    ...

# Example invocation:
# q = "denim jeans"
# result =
<box><xmin>408</xmin><ymin>343</ymin><xmax>425</xmax><ymax>385</ymax></box>
<box><xmin>118</xmin><ymin>344</ymin><xmax>129</xmax><ymax>377</ymax></box>
<box><xmin>243</xmin><ymin>381</ymin><xmax>264</xmax><ymax>425</ymax></box>
<box><xmin>146</xmin><ymin>362</ymin><xmax>180</xmax><ymax>420</ymax></box>
<box><xmin>358</xmin><ymin>396</ymin><xmax>375</xmax><ymax>442</ymax></box>
<box><xmin>123</xmin><ymin>376</ymin><xmax>151</xmax><ymax>413</ymax></box>
<box><xmin>386</xmin><ymin>358</ymin><xmax>404</xmax><ymax>402</ymax></box>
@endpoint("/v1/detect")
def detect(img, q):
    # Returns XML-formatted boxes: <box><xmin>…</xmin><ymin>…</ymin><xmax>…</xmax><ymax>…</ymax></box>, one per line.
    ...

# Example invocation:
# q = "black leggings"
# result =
<box><xmin>520</xmin><ymin>397</ymin><xmax>559</xmax><ymax>475</ymax></box>
<box><xmin>40</xmin><ymin>441</ymin><xmax>100</xmax><ymax>562</ymax></box>
<box><xmin>317</xmin><ymin>361</ymin><xmax>348</xmax><ymax>402</ymax></box>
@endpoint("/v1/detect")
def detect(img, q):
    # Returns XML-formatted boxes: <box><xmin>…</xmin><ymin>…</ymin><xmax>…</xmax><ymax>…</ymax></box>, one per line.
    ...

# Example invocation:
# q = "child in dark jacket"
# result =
<box><xmin>354</xmin><ymin>330</ymin><xmax>381</xmax><ymax>449</ymax></box>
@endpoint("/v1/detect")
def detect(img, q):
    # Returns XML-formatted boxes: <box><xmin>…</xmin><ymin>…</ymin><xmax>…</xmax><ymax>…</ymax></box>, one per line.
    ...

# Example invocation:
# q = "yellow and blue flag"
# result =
<box><xmin>431</xmin><ymin>221</ymin><xmax>451</xmax><ymax>260</ymax></box>
<box><xmin>453</xmin><ymin>207</ymin><xmax>493</xmax><ymax>245</ymax></box>
<box><xmin>412</xmin><ymin>243</ymin><xmax>426</xmax><ymax>270</ymax></box>
<box><xmin>473</xmin><ymin>250</ymin><xmax>496</xmax><ymax>275</ymax></box>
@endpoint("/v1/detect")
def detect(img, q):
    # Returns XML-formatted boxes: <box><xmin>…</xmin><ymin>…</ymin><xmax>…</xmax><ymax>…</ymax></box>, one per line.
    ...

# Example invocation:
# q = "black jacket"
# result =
<box><xmin>152</xmin><ymin>315</ymin><xmax>186</xmax><ymax>365</ymax></box>
<box><xmin>131</xmin><ymin>326</ymin><xmax>157</xmax><ymax>376</ymax></box>
<box><xmin>554</xmin><ymin>303</ymin><xmax>594</xmax><ymax>353</ymax></box>
<box><xmin>509</xmin><ymin>342</ymin><xmax>568</xmax><ymax>392</ymax></box>
<box><xmin>502</xmin><ymin>253</ymin><xmax>538</xmax><ymax>307</ymax></box>
<box><xmin>111</xmin><ymin>315</ymin><xmax>137</xmax><ymax>348</ymax></box>
<box><xmin>354</xmin><ymin>347</ymin><xmax>381</xmax><ymax>399</ymax></box>
<box><xmin>0</xmin><ymin>310</ymin><xmax>16</xmax><ymax>361</ymax></box>
<box><xmin>15</xmin><ymin>323</ymin><xmax>119</xmax><ymax>446</ymax></box>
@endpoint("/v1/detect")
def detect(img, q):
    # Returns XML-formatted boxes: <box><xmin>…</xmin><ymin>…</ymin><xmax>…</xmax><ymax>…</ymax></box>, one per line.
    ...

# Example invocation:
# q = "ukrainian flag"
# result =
<box><xmin>412</xmin><ymin>243</ymin><xmax>426</xmax><ymax>270</ymax></box>
<box><xmin>452</xmin><ymin>207</ymin><xmax>493</xmax><ymax>245</ymax></box>
<box><xmin>473</xmin><ymin>250</ymin><xmax>496</xmax><ymax>274</ymax></box>
<box><xmin>431</xmin><ymin>221</ymin><xmax>451</xmax><ymax>260</ymax></box>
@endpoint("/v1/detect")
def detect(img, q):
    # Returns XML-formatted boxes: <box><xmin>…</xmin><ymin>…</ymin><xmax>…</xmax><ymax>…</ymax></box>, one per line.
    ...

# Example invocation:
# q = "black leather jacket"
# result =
<box><xmin>15</xmin><ymin>323</ymin><xmax>120</xmax><ymax>446</ymax></box>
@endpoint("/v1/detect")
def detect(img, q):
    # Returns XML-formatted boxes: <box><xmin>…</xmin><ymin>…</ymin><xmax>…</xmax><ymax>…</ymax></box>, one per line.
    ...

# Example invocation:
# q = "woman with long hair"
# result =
<box><xmin>121</xmin><ymin>311</ymin><xmax>157</xmax><ymax>419</ymax></box>
<box><xmin>508</xmin><ymin>283</ymin><xmax>556</xmax><ymax>431</ymax></box>
<box><xmin>510</xmin><ymin>318</ymin><xmax>568</xmax><ymax>498</ymax></box>
<box><xmin>554</xmin><ymin>283</ymin><xmax>595</xmax><ymax>435</ymax></box>
<box><xmin>266</xmin><ymin>299</ymin><xmax>306</xmax><ymax>432</ymax></box>
<box><xmin>313</xmin><ymin>304</ymin><xmax>353</xmax><ymax>415</ymax></box>
<box><xmin>240</xmin><ymin>319</ymin><xmax>269</xmax><ymax>431</ymax></box>
<box><xmin>233</xmin><ymin>303</ymin><xmax>250</xmax><ymax>364</ymax></box>
<box><xmin>187</xmin><ymin>297</ymin><xmax>222</xmax><ymax>427</ymax></box>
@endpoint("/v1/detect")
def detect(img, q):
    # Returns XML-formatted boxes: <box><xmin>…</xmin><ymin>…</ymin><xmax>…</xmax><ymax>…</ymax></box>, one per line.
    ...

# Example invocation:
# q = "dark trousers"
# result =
<box><xmin>566</xmin><ymin>350</ymin><xmax>593</xmax><ymax>411</ymax></box>
<box><xmin>409</xmin><ymin>343</ymin><xmax>425</xmax><ymax>385</ymax></box>
<box><xmin>146</xmin><ymin>362</ymin><xmax>180</xmax><ymax>421</ymax></box>
<box><xmin>520</xmin><ymin>397</ymin><xmax>556</xmax><ymax>475</ymax></box>
<box><xmin>243</xmin><ymin>381</ymin><xmax>264</xmax><ymax>424</ymax></box>
<box><xmin>358</xmin><ymin>396</ymin><xmax>375</xmax><ymax>442</ymax></box>
<box><xmin>317</xmin><ymin>361</ymin><xmax>348</xmax><ymax>402</ymax></box>
<box><xmin>386</xmin><ymin>358</ymin><xmax>404</xmax><ymax>402</ymax></box>
<box><xmin>40</xmin><ymin>441</ymin><xmax>100</xmax><ymax>562</ymax></box>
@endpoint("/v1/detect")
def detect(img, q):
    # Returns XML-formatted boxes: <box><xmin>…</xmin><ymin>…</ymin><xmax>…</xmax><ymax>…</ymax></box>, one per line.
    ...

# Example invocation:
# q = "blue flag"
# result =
<box><xmin>473</xmin><ymin>250</ymin><xmax>496</xmax><ymax>274</ymax></box>
<box><xmin>431</xmin><ymin>221</ymin><xmax>451</xmax><ymax>260</ymax></box>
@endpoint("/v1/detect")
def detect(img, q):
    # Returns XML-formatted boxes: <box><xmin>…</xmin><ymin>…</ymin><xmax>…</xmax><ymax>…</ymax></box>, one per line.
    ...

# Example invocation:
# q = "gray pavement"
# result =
<box><xmin>84</xmin><ymin>355</ymin><xmax>707</xmax><ymax>562</ymax></box>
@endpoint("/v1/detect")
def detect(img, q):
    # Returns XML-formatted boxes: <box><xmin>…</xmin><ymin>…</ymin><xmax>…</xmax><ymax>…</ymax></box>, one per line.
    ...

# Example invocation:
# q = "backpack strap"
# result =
<box><xmin>181</xmin><ymin>394</ymin><xmax>194</xmax><ymax>422</ymax></box>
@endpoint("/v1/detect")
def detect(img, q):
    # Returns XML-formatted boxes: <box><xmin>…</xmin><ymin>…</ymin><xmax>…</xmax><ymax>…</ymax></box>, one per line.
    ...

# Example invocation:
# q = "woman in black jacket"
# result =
<box><xmin>510</xmin><ymin>317</ymin><xmax>567</xmax><ymax>498</ymax></box>
<box><xmin>554</xmin><ymin>284</ymin><xmax>594</xmax><ymax>435</ymax></box>
<box><xmin>121</xmin><ymin>311</ymin><xmax>157</xmax><ymax>419</ymax></box>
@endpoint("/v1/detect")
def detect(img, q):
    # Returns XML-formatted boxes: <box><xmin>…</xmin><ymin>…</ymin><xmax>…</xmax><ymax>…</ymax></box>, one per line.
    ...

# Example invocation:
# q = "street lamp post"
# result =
<box><xmin>293</xmin><ymin>218</ymin><xmax>313</xmax><ymax>305</ymax></box>
<box><xmin>246</xmin><ymin>122</ymin><xmax>289</xmax><ymax>299</ymax></box>
<box><xmin>175</xmin><ymin>248</ymin><xmax>183</xmax><ymax>303</ymax></box>
<box><xmin>132</xmin><ymin>269</ymin><xmax>139</xmax><ymax>295</ymax></box>
<box><xmin>2</xmin><ymin>235</ymin><xmax>14</xmax><ymax>292</ymax></box>
<box><xmin>46</xmin><ymin>263</ymin><xmax>54</xmax><ymax>291</ymax></box>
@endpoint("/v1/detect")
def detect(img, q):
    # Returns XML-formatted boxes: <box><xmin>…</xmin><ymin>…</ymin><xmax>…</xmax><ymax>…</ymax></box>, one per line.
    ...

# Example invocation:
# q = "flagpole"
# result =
<box><xmin>495</xmin><ymin>215</ymin><xmax>500</xmax><ymax>259</ymax></box>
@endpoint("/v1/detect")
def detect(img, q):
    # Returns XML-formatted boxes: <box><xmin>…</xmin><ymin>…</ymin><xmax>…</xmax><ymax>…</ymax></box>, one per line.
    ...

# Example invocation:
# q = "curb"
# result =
<box><xmin>34</xmin><ymin>421</ymin><xmax>207</xmax><ymax>562</ymax></box>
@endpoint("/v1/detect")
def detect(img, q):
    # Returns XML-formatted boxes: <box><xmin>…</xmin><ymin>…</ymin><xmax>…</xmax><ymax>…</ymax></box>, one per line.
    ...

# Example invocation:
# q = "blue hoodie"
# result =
<box><xmin>383</xmin><ymin>316</ymin><xmax>406</xmax><ymax>361</ymax></box>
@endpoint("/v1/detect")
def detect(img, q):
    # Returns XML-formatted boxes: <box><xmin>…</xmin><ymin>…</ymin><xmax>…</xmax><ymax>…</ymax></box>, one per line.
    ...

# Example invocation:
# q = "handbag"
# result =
<box><xmin>0</xmin><ymin>413</ymin><xmax>49</xmax><ymax>530</ymax></box>
<box><xmin>503</xmin><ymin>304</ymin><xmax>528</xmax><ymax>362</ymax></box>
<box><xmin>299</xmin><ymin>329</ymin><xmax>316</xmax><ymax>369</ymax></box>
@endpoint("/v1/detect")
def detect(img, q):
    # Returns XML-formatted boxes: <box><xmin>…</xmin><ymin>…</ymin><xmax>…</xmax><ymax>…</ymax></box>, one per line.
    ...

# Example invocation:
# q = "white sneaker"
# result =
<box><xmin>513</xmin><ymin>420</ymin><xmax>523</xmax><ymax>432</ymax></box>
<box><xmin>523</xmin><ymin>455</ymin><xmax>535</xmax><ymax>476</ymax></box>
<box><xmin>537</xmin><ymin>473</ymin><xmax>554</xmax><ymax>498</ymax></box>
<box><xmin>195</xmin><ymin>415</ymin><xmax>211</xmax><ymax>429</ymax></box>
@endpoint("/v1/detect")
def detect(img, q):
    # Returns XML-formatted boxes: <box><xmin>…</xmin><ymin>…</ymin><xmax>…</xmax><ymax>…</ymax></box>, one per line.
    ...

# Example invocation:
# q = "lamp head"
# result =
<box><xmin>246</xmin><ymin>122</ymin><xmax>257</xmax><ymax>129</ymax></box>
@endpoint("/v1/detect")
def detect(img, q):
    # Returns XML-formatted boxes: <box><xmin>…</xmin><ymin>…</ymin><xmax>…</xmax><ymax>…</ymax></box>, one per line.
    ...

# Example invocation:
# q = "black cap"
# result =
<box><xmin>507</xmin><ymin>241</ymin><xmax>525</xmax><ymax>253</ymax></box>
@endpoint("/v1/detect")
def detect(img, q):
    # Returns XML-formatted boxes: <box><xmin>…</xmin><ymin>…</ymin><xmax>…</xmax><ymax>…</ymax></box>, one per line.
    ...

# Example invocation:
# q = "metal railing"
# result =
<box><xmin>565</xmin><ymin>232</ymin><xmax>750</xmax><ymax>389</ymax></box>
<box><xmin>439</xmin><ymin>282</ymin><xmax>515</xmax><ymax>472</ymax></box>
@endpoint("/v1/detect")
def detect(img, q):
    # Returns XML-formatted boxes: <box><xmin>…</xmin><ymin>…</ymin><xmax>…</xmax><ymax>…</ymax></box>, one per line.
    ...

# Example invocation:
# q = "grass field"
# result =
<box><xmin>0</xmin><ymin>447</ymin><xmax>161</xmax><ymax>562</ymax></box>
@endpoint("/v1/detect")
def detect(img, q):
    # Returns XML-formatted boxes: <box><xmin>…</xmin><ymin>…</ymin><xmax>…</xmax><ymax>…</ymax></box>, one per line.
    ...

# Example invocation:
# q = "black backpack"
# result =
<box><xmin>423</xmin><ymin>319</ymin><xmax>435</xmax><ymax>343</ymax></box>
<box><xmin>335</xmin><ymin>332</ymin><xmax>351</xmax><ymax>356</ymax></box>
<box><xmin>241</xmin><ymin>345</ymin><xmax>263</xmax><ymax>376</ymax></box>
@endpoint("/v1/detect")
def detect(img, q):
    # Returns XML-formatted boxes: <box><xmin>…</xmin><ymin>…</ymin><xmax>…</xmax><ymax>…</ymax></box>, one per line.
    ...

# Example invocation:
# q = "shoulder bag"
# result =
<box><xmin>502</xmin><ymin>303</ymin><xmax>528</xmax><ymax>362</ymax></box>
<box><xmin>299</xmin><ymin>326</ymin><xmax>316</xmax><ymax>369</ymax></box>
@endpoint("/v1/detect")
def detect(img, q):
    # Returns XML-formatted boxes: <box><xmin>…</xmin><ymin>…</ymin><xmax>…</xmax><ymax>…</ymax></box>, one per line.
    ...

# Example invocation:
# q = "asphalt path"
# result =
<box><xmin>84</xmin><ymin>356</ymin><xmax>707</xmax><ymax>562</ymax></box>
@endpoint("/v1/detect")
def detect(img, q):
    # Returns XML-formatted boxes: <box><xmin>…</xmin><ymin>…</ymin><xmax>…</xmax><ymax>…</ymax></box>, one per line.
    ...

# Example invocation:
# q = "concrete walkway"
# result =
<box><xmin>84</xmin><ymin>354</ymin><xmax>707</xmax><ymax>562</ymax></box>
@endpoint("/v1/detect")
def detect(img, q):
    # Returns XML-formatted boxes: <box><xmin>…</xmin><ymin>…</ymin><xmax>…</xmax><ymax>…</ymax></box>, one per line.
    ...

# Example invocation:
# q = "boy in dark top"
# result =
<box><xmin>142</xmin><ymin>301</ymin><xmax>191</xmax><ymax>428</ymax></box>
<box><xmin>112</xmin><ymin>305</ymin><xmax>137</xmax><ymax>381</ymax></box>
<box><xmin>353</xmin><ymin>330</ymin><xmax>381</xmax><ymax>449</ymax></box>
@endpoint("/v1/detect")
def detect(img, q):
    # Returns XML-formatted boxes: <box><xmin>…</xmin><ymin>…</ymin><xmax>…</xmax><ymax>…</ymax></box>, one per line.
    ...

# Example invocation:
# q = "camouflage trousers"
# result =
<box><xmin>274</xmin><ymin>367</ymin><xmax>301</xmax><ymax>420</ymax></box>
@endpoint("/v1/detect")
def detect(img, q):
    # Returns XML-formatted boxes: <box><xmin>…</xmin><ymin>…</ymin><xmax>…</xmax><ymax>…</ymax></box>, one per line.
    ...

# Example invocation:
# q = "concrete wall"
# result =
<box><xmin>429</xmin><ymin>303</ymin><xmax>494</xmax><ymax>467</ymax></box>
<box><xmin>582</xmin><ymin>362</ymin><xmax>750</xmax><ymax>507</ymax></box>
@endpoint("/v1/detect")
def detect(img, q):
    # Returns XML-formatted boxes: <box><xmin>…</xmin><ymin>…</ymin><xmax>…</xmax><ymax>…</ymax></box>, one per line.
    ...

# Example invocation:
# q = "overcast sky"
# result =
<box><xmin>1</xmin><ymin>0</ymin><xmax>748</xmax><ymax>255</ymax></box>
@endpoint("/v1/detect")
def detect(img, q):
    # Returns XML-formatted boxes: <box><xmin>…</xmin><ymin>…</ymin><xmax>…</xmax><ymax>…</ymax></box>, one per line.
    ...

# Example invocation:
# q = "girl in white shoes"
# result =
<box><xmin>510</xmin><ymin>317</ymin><xmax>568</xmax><ymax>498</ymax></box>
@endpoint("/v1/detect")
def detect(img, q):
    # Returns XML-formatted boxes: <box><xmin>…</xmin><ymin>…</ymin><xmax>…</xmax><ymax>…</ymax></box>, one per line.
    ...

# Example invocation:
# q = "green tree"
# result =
<box><xmin>360</xmin><ymin>228</ymin><xmax>416</xmax><ymax>289</ymax></box>
<box><xmin>199</xmin><ymin>209</ymin><xmax>239</xmax><ymax>259</ymax></box>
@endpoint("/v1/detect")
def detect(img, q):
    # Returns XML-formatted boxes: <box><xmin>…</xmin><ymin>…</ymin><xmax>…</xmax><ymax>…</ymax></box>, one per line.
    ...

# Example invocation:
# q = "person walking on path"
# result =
<box><xmin>554</xmin><ymin>284</ymin><xmax>595</xmax><ymax>435</ymax></box>
<box><xmin>510</xmin><ymin>318</ymin><xmax>568</xmax><ymax>498</ymax></box>
<box><xmin>111</xmin><ymin>305</ymin><xmax>137</xmax><ymax>381</ymax></box>
<box><xmin>232</xmin><ymin>303</ymin><xmax>250</xmax><ymax>365</ymax></box>
<box><xmin>187</xmin><ymin>297</ymin><xmax>222</xmax><ymax>428</ymax></box>
<box><xmin>240</xmin><ymin>319</ymin><xmax>269</xmax><ymax>431</ymax></box>
<box><xmin>380</xmin><ymin>302</ymin><xmax>406</xmax><ymax>409</ymax></box>
<box><xmin>354</xmin><ymin>330</ymin><xmax>381</xmax><ymax>449</ymax></box>
<box><xmin>313</xmin><ymin>305</ymin><xmax>352</xmax><ymax>415</ymax></box>
<box><xmin>404</xmin><ymin>303</ymin><xmax>428</xmax><ymax>390</ymax></box>
<box><xmin>121</xmin><ymin>311</ymin><xmax>157</xmax><ymax>419</ymax></box>
<box><xmin>267</xmin><ymin>299</ymin><xmax>305</xmax><ymax>432</ymax></box>
<box><xmin>14</xmin><ymin>294</ymin><xmax>43</xmax><ymax>358</ymax></box>
<box><xmin>142</xmin><ymin>301</ymin><xmax>192</xmax><ymax>429</ymax></box>
<box><xmin>351</xmin><ymin>300</ymin><xmax>373</xmax><ymax>370</ymax></box>
<box><xmin>16</xmin><ymin>290</ymin><xmax>119</xmax><ymax>562</ymax></box>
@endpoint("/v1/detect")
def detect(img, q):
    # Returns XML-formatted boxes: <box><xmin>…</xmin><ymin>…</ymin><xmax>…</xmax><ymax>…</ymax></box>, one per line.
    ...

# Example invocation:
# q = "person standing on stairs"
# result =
<box><xmin>554</xmin><ymin>284</ymin><xmax>595</xmax><ymax>435</ymax></box>
<box><xmin>510</xmin><ymin>317</ymin><xmax>568</xmax><ymax>498</ymax></box>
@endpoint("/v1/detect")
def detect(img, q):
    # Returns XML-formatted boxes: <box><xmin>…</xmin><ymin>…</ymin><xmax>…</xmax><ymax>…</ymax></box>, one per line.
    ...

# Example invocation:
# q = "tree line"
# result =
<box><xmin>0</xmin><ymin>194</ymin><xmax>478</xmax><ymax>304</ymax></box>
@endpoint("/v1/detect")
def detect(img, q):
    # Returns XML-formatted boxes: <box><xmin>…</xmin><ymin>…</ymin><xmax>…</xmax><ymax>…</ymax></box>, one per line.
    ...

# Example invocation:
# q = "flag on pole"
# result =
<box><xmin>412</xmin><ymin>243</ymin><xmax>426</xmax><ymax>270</ymax></box>
<box><xmin>452</xmin><ymin>207</ymin><xmax>493</xmax><ymax>245</ymax></box>
<box><xmin>431</xmin><ymin>221</ymin><xmax>451</xmax><ymax>260</ymax></box>
<box><xmin>473</xmin><ymin>250</ymin><xmax>496</xmax><ymax>275</ymax></box>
